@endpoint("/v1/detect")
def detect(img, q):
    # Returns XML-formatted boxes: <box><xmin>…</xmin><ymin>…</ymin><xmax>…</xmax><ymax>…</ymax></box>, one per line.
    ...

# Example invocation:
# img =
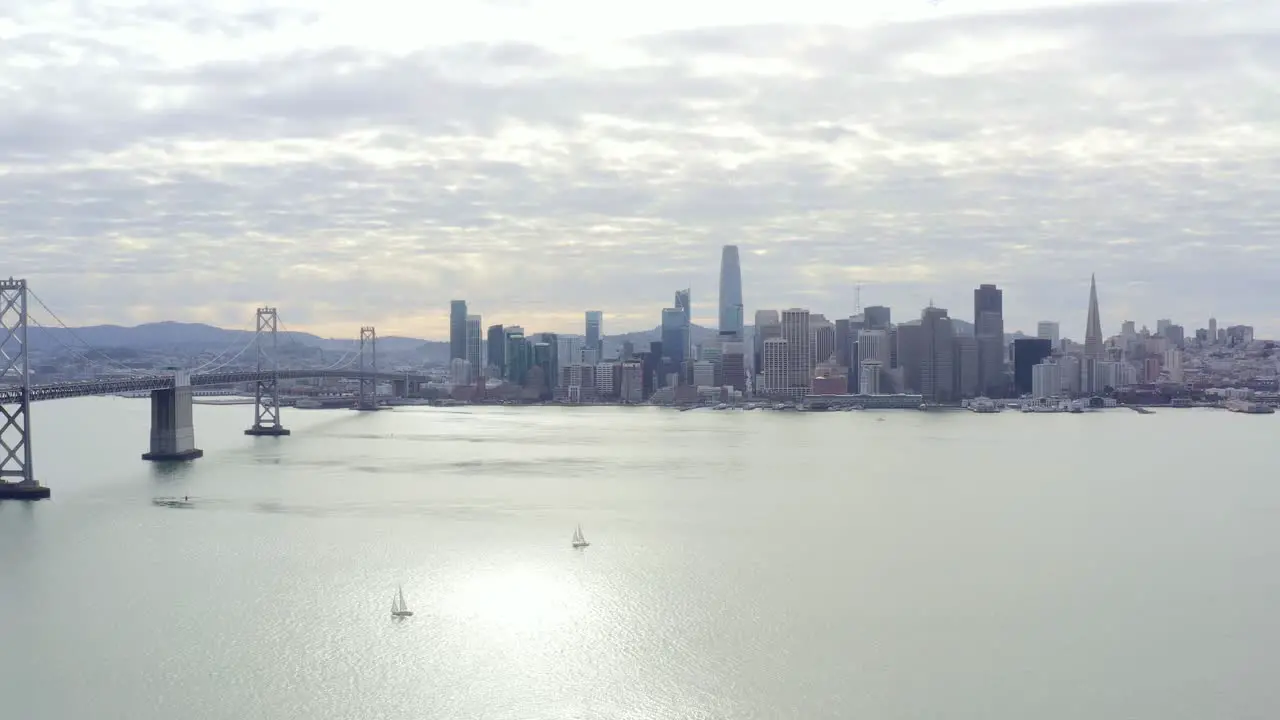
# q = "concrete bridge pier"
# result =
<box><xmin>141</xmin><ymin>375</ymin><xmax>204</xmax><ymax>461</ymax></box>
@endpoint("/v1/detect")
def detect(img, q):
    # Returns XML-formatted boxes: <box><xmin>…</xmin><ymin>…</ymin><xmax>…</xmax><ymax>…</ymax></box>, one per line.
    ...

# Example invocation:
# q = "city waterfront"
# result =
<box><xmin>3</xmin><ymin>398</ymin><xmax>1279</xmax><ymax>719</ymax></box>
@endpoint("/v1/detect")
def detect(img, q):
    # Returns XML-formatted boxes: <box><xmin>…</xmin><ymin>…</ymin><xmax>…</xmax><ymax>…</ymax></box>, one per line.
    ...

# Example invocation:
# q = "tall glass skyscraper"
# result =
<box><xmin>584</xmin><ymin>311</ymin><xmax>603</xmax><ymax>363</ymax></box>
<box><xmin>449</xmin><ymin>300</ymin><xmax>467</xmax><ymax>361</ymax></box>
<box><xmin>718</xmin><ymin>245</ymin><xmax>744</xmax><ymax>340</ymax></box>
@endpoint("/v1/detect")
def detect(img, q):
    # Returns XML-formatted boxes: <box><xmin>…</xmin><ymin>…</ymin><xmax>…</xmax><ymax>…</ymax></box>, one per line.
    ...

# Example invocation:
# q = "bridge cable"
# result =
<box><xmin>27</xmin><ymin>316</ymin><xmax>141</xmax><ymax>375</ymax></box>
<box><xmin>277</xmin><ymin>317</ymin><xmax>360</xmax><ymax>371</ymax></box>
<box><xmin>195</xmin><ymin>332</ymin><xmax>262</xmax><ymax>374</ymax></box>
<box><xmin>27</xmin><ymin>290</ymin><xmax>139</xmax><ymax>373</ymax></box>
<box><xmin>187</xmin><ymin>322</ymin><xmax>261</xmax><ymax>373</ymax></box>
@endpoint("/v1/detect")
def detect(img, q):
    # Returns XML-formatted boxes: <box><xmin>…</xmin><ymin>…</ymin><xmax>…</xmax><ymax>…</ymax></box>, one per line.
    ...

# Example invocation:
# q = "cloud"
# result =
<box><xmin>0</xmin><ymin>0</ymin><xmax>1277</xmax><ymax>339</ymax></box>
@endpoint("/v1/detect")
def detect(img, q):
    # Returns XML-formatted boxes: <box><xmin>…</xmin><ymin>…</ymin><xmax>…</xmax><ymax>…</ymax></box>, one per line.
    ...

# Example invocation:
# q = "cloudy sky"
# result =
<box><xmin>2</xmin><ymin>0</ymin><xmax>1277</xmax><ymax>340</ymax></box>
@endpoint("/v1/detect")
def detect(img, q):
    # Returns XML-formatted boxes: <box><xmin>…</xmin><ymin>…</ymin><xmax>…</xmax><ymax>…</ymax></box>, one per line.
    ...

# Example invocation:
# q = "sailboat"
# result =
<box><xmin>572</xmin><ymin>524</ymin><xmax>590</xmax><ymax>549</ymax></box>
<box><xmin>391</xmin><ymin>585</ymin><xmax>413</xmax><ymax>618</ymax></box>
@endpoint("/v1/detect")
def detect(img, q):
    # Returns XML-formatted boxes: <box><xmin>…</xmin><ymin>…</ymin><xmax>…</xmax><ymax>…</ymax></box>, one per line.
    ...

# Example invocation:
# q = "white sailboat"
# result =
<box><xmin>391</xmin><ymin>585</ymin><xmax>413</xmax><ymax>618</ymax></box>
<box><xmin>572</xmin><ymin>524</ymin><xmax>590</xmax><ymax>549</ymax></box>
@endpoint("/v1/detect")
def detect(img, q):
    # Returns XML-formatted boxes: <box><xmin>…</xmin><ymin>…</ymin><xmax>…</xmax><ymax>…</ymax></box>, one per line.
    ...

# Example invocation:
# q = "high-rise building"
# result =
<box><xmin>674</xmin><ymin>289</ymin><xmax>692</xmax><ymax>359</ymax></box>
<box><xmin>718</xmin><ymin>245</ymin><xmax>744</xmax><ymax>340</ymax></box>
<box><xmin>584</xmin><ymin>311</ymin><xmax>603</xmax><ymax>362</ymax></box>
<box><xmin>535</xmin><ymin>333</ymin><xmax>559</xmax><ymax>389</ymax></box>
<box><xmin>864</xmin><ymin>306</ymin><xmax>891</xmax><ymax>331</ymax></box>
<box><xmin>557</xmin><ymin>335</ymin><xmax>584</xmax><ymax>381</ymax></box>
<box><xmin>1208</xmin><ymin>317</ymin><xmax>1218</xmax><ymax>344</ymax></box>
<box><xmin>921</xmin><ymin>305</ymin><xmax>954</xmax><ymax>403</ymax></box>
<box><xmin>1036</xmin><ymin>321</ymin><xmax>1060</xmax><ymax>349</ymax></box>
<box><xmin>449</xmin><ymin>300</ymin><xmax>468</xmax><ymax>361</ymax></box>
<box><xmin>486</xmin><ymin>324</ymin><xmax>505</xmax><ymax>377</ymax></box>
<box><xmin>1085</xmin><ymin>274</ymin><xmax>1104</xmax><ymax>360</ymax></box>
<box><xmin>1013</xmin><ymin>338</ymin><xmax>1053</xmax><ymax>395</ymax></box>
<box><xmin>753</xmin><ymin>310</ymin><xmax>781</xmax><ymax>378</ymax></box>
<box><xmin>720</xmin><ymin>341</ymin><xmax>747</xmax><ymax>392</ymax></box>
<box><xmin>1031</xmin><ymin>361</ymin><xmax>1063</xmax><ymax>399</ymax></box>
<box><xmin>1083</xmin><ymin>274</ymin><xmax>1105</xmax><ymax>393</ymax></box>
<box><xmin>660</xmin><ymin>308</ymin><xmax>687</xmax><ymax>369</ymax></box>
<box><xmin>504</xmin><ymin>328</ymin><xmax>530</xmax><ymax>386</ymax></box>
<box><xmin>895</xmin><ymin>321</ymin><xmax>924</xmax><ymax>394</ymax></box>
<box><xmin>859</xmin><ymin>360</ymin><xmax>882</xmax><ymax>394</ymax></box>
<box><xmin>620</xmin><ymin>361</ymin><xmax>644</xmax><ymax>403</ymax></box>
<box><xmin>953</xmin><ymin>335</ymin><xmax>980</xmax><ymax>398</ymax></box>
<box><xmin>809</xmin><ymin>314</ymin><xmax>835</xmax><ymax>369</ymax></box>
<box><xmin>974</xmin><ymin>284</ymin><xmax>1004</xmax><ymax>397</ymax></box>
<box><xmin>762</xmin><ymin>338</ymin><xmax>789</xmax><ymax>395</ymax></box>
<box><xmin>780</xmin><ymin>308</ymin><xmax>812</xmax><ymax>398</ymax></box>
<box><xmin>465</xmin><ymin>315</ymin><xmax>483</xmax><ymax>378</ymax></box>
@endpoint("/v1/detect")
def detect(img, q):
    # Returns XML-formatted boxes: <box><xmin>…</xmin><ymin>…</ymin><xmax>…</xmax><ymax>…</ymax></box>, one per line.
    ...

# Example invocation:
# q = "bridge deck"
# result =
<box><xmin>0</xmin><ymin>369</ymin><xmax>432</xmax><ymax>403</ymax></box>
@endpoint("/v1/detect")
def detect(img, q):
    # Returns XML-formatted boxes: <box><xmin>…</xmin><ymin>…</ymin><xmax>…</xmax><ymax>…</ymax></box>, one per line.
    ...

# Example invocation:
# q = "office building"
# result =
<box><xmin>1013</xmin><ymin>338</ymin><xmax>1053</xmax><ymax>395</ymax></box>
<box><xmin>1036</xmin><ymin>321</ymin><xmax>1060</xmax><ymax>349</ymax></box>
<box><xmin>859</xmin><ymin>360</ymin><xmax>882</xmax><ymax>394</ymax></box>
<box><xmin>584</xmin><ymin>311</ymin><xmax>603</xmax><ymax>363</ymax></box>
<box><xmin>449</xmin><ymin>300</ymin><xmax>468</xmax><ymax>361</ymax></box>
<box><xmin>465</xmin><ymin>315</ymin><xmax>483</xmax><ymax>377</ymax></box>
<box><xmin>1085</xmin><ymin>274</ymin><xmax>1104</xmax><ymax>359</ymax></box>
<box><xmin>974</xmin><ymin>284</ymin><xmax>1004</xmax><ymax>396</ymax></box>
<box><xmin>661</xmin><ymin>307</ymin><xmax>687</xmax><ymax>369</ymax></box>
<box><xmin>953</xmin><ymin>334</ymin><xmax>980</xmax><ymax>398</ymax></box>
<box><xmin>921</xmin><ymin>305</ymin><xmax>955</xmax><ymax>403</ymax></box>
<box><xmin>1031</xmin><ymin>361</ymin><xmax>1063</xmax><ymax>399</ymax></box>
<box><xmin>720</xmin><ymin>340</ymin><xmax>747</xmax><ymax>392</ymax></box>
<box><xmin>753</xmin><ymin>310</ymin><xmax>781</xmax><ymax>378</ymax></box>
<box><xmin>717</xmin><ymin>246</ymin><xmax>744</xmax><ymax>340</ymax></box>
<box><xmin>780</xmin><ymin>309</ymin><xmax>812</xmax><ymax>398</ymax></box>
<box><xmin>620</xmin><ymin>361</ymin><xmax>644</xmax><ymax>403</ymax></box>
<box><xmin>486</xmin><ymin>324</ymin><xmax>505</xmax><ymax>377</ymax></box>
<box><xmin>762</xmin><ymin>338</ymin><xmax>789</xmax><ymax>395</ymax></box>
<box><xmin>864</xmin><ymin>305</ymin><xmax>891</xmax><ymax>330</ymax></box>
<box><xmin>810</xmin><ymin>315</ymin><xmax>835</xmax><ymax>369</ymax></box>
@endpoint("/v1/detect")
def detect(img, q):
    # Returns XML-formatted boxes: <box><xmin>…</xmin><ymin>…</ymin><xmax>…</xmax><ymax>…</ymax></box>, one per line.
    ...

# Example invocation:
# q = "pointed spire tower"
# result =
<box><xmin>1084</xmin><ymin>273</ymin><xmax>1103</xmax><ymax>359</ymax></box>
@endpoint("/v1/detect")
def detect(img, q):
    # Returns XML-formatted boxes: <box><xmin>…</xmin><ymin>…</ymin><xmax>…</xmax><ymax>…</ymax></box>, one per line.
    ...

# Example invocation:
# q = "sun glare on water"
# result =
<box><xmin>443</xmin><ymin>563</ymin><xmax>591</xmax><ymax>636</ymax></box>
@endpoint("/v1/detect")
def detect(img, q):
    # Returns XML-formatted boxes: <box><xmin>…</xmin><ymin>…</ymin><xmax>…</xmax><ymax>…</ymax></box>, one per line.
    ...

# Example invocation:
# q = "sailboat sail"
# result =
<box><xmin>391</xmin><ymin>585</ymin><xmax>413</xmax><ymax>617</ymax></box>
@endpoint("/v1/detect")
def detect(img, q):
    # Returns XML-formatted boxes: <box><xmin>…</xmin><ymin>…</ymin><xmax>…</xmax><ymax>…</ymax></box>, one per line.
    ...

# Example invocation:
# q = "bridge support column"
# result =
<box><xmin>357</xmin><ymin>326</ymin><xmax>379</xmax><ymax>411</ymax></box>
<box><xmin>245</xmin><ymin>306</ymin><xmax>290</xmax><ymax>437</ymax></box>
<box><xmin>392</xmin><ymin>379</ymin><xmax>407</xmax><ymax>398</ymax></box>
<box><xmin>142</xmin><ymin>372</ymin><xmax>204</xmax><ymax>461</ymax></box>
<box><xmin>0</xmin><ymin>278</ymin><xmax>50</xmax><ymax>500</ymax></box>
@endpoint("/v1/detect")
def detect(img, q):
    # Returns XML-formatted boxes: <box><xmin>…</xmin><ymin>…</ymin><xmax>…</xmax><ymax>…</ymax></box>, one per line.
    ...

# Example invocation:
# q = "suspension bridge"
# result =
<box><xmin>0</xmin><ymin>278</ymin><xmax>431</xmax><ymax>501</ymax></box>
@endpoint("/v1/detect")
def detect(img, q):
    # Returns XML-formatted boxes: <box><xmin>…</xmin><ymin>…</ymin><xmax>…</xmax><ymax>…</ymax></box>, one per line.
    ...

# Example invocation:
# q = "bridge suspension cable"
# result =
<box><xmin>27</xmin><ymin>316</ymin><xmax>138</xmax><ymax>374</ymax></box>
<box><xmin>26</xmin><ymin>289</ymin><xmax>138</xmax><ymax>374</ymax></box>
<box><xmin>194</xmin><ymin>332</ymin><xmax>261</xmax><ymax>374</ymax></box>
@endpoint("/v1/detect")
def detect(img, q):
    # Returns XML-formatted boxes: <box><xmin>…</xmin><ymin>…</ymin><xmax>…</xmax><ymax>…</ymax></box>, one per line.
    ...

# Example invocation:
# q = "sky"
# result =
<box><xmin>1</xmin><ymin>0</ymin><xmax>1277</xmax><ymax>341</ymax></box>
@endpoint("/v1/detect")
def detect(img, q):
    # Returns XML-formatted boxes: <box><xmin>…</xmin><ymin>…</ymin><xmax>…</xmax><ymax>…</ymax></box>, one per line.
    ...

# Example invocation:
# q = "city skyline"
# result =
<box><xmin>2</xmin><ymin>1</ymin><xmax>1276</xmax><ymax>338</ymax></box>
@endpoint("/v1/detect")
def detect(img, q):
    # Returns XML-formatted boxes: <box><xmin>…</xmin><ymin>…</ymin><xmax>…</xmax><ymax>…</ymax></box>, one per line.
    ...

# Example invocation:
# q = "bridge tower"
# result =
<box><xmin>0</xmin><ymin>278</ymin><xmax>50</xmax><ymax>500</ymax></box>
<box><xmin>357</xmin><ymin>326</ymin><xmax>378</xmax><ymax>411</ymax></box>
<box><xmin>245</xmin><ymin>307</ymin><xmax>290</xmax><ymax>436</ymax></box>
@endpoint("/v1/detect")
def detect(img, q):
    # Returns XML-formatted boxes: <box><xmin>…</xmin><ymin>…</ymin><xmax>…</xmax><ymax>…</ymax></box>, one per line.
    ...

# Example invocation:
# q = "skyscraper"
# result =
<box><xmin>584</xmin><ymin>311</ymin><xmax>603</xmax><ymax>363</ymax></box>
<box><xmin>674</xmin><ymin>289</ymin><xmax>691</xmax><ymax>358</ymax></box>
<box><xmin>465</xmin><ymin>315</ymin><xmax>483</xmax><ymax>382</ymax></box>
<box><xmin>1036</xmin><ymin>321</ymin><xmax>1060</xmax><ymax>349</ymax></box>
<box><xmin>863</xmin><ymin>306</ymin><xmax>891</xmax><ymax>331</ymax></box>
<box><xmin>780</xmin><ymin>308</ymin><xmax>812</xmax><ymax>398</ymax></box>
<box><xmin>1085</xmin><ymin>274</ymin><xmax>1104</xmax><ymax>359</ymax></box>
<box><xmin>661</xmin><ymin>307</ymin><xmax>687</xmax><ymax>368</ymax></box>
<box><xmin>449</xmin><ymin>300</ymin><xmax>467</xmax><ymax>361</ymax></box>
<box><xmin>974</xmin><ymin>284</ymin><xmax>1004</xmax><ymax>396</ymax></box>
<box><xmin>718</xmin><ymin>246</ymin><xmax>744</xmax><ymax>340</ymax></box>
<box><xmin>486</xmin><ymin>324</ymin><xmax>505</xmax><ymax>377</ymax></box>
<box><xmin>921</xmin><ymin>305</ymin><xmax>955</xmax><ymax>403</ymax></box>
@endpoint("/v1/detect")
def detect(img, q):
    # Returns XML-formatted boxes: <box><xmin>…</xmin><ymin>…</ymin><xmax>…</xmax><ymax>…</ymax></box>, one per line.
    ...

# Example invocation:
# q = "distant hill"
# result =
<box><xmin>27</xmin><ymin>321</ymin><xmax>432</xmax><ymax>354</ymax></box>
